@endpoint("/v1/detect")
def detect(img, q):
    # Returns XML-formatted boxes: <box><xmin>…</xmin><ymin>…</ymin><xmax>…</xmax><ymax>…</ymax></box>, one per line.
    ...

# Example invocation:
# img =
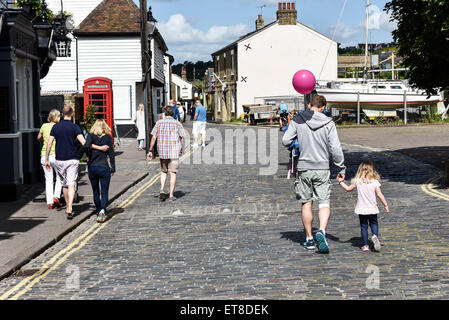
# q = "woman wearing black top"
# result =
<box><xmin>79</xmin><ymin>119</ymin><xmax>115</xmax><ymax>223</ymax></box>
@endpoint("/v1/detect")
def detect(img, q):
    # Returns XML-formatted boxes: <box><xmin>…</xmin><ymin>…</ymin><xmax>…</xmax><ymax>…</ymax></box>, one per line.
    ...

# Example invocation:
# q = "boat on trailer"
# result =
<box><xmin>315</xmin><ymin>0</ymin><xmax>444</xmax><ymax>117</ymax></box>
<box><xmin>316</xmin><ymin>80</ymin><xmax>443</xmax><ymax>110</ymax></box>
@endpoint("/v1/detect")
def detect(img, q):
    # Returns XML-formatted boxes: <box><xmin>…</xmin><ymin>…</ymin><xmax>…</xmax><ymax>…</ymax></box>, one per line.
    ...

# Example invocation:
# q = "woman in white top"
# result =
<box><xmin>37</xmin><ymin>109</ymin><xmax>62</xmax><ymax>209</ymax></box>
<box><xmin>135</xmin><ymin>104</ymin><xmax>146</xmax><ymax>151</ymax></box>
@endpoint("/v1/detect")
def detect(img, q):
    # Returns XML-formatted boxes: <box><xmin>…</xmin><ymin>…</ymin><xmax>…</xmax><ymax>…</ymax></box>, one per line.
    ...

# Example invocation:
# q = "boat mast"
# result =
<box><xmin>363</xmin><ymin>0</ymin><xmax>370</xmax><ymax>82</ymax></box>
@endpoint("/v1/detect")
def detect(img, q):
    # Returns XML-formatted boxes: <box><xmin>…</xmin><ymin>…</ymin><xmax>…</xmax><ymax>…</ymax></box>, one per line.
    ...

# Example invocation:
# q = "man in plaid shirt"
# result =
<box><xmin>148</xmin><ymin>105</ymin><xmax>185</xmax><ymax>202</ymax></box>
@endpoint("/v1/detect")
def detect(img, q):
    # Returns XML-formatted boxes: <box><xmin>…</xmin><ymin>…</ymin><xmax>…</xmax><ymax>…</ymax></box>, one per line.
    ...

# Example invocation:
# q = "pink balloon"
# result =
<box><xmin>292</xmin><ymin>70</ymin><xmax>316</xmax><ymax>95</ymax></box>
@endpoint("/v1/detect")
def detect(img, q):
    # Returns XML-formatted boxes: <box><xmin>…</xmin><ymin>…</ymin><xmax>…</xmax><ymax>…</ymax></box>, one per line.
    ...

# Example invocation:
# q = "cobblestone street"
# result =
<box><xmin>0</xmin><ymin>123</ymin><xmax>448</xmax><ymax>300</ymax></box>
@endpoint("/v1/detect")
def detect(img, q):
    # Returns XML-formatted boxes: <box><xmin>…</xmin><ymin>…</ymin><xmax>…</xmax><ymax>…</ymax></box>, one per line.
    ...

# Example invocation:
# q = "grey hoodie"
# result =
<box><xmin>282</xmin><ymin>110</ymin><xmax>346</xmax><ymax>174</ymax></box>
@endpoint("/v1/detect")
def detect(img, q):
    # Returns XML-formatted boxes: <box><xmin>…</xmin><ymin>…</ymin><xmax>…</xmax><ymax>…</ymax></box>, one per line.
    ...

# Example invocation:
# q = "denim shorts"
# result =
<box><xmin>295</xmin><ymin>169</ymin><xmax>331</xmax><ymax>206</ymax></box>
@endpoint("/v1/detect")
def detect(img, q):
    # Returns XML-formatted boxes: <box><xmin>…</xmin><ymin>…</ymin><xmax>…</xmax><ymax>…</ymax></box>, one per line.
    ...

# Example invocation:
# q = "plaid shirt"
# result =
<box><xmin>151</xmin><ymin>117</ymin><xmax>185</xmax><ymax>159</ymax></box>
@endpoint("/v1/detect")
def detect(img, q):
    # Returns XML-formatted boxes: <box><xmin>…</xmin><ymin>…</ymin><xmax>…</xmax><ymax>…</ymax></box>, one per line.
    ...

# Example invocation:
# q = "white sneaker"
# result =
<box><xmin>201</xmin><ymin>144</ymin><xmax>206</xmax><ymax>147</ymax></box>
<box><xmin>192</xmin><ymin>144</ymin><xmax>198</xmax><ymax>148</ymax></box>
<box><xmin>372</xmin><ymin>235</ymin><xmax>381</xmax><ymax>251</ymax></box>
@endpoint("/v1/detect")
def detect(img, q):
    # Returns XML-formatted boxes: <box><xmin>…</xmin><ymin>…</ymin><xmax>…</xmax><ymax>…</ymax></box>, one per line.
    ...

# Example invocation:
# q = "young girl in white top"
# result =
<box><xmin>338</xmin><ymin>161</ymin><xmax>389</xmax><ymax>252</ymax></box>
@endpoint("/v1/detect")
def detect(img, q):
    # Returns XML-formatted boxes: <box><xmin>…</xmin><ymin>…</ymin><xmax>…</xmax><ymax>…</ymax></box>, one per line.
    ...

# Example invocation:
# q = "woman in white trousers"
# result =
<box><xmin>135</xmin><ymin>104</ymin><xmax>146</xmax><ymax>150</ymax></box>
<box><xmin>38</xmin><ymin>109</ymin><xmax>62</xmax><ymax>209</ymax></box>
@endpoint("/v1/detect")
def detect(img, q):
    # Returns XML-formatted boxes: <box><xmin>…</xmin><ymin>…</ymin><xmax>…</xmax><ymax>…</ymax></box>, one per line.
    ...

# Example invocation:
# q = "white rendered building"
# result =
<box><xmin>211</xmin><ymin>2</ymin><xmax>338</xmax><ymax>120</ymax></box>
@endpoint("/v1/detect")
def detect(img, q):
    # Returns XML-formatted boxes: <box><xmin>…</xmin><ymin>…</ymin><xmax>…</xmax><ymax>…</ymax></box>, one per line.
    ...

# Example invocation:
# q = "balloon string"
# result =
<box><xmin>318</xmin><ymin>0</ymin><xmax>348</xmax><ymax>81</ymax></box>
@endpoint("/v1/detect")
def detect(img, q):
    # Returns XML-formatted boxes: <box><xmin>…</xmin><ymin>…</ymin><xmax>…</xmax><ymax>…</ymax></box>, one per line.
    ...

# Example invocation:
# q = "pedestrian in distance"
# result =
<box><xmin>190</xmin><ymin>103</ymin><xmax>196</xmax><ymax>121</ymax></box>
<box><xmin>177</xmin><ymin>102</ymin><xmax>185</xmax><ymax>123</ymax></box>
<box><xmin>279</xmin><ymin>102</ymin><xmax>291</xmax><ymax>129</ymax></box>
<box><xmin>78</xmin><ymin>119</ymin><xmax>115</xmax><ymax>223</ymax></box>
<box><xmin>337</xmin><ymin>160</ymin><xmax>389</xmax><ymax>252</ymax></box>
<box><xmin>182</xmin><ymin>105</ymin><xmax>187</xmax><ymax>123</ymax></box>
<box><xmin>282</xmin><ymin>95</ymin><xmax>346</xmax><ymax>254</ymax></box>
<box><xmin>37</xmin><ymin>109</ymin><xmax>63</xmax><ymax>209</ymax></box>
<box><xmin>170</xmin><ymin>99</ymin><xmax>181</xmax><ymax>122</ymax></box>
<box><xmin>147</xmin><ymin>105</ymin><xmax>185</xmax><ymax>202</ymax></box>
<box><xmin>135</xmin><ymin>104</ymin><xmax>146</xmax><ymax>151</ymax></box>
<box><xmin>192</xmin><ymin>100</ymin><xmax>207</xmax><ymax>148</ymax></box>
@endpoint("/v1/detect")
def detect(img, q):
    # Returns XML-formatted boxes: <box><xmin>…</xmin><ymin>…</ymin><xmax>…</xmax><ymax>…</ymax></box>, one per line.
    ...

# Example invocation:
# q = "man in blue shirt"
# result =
<box><xmin>170</xmin><ymin>99</ymin><xmax>181</xmax><ymax>122</ymax></box>
<box><xmin>192</xmin><ymin>100</ymin><xmax>207</xmax><ymax>148</ymax></box>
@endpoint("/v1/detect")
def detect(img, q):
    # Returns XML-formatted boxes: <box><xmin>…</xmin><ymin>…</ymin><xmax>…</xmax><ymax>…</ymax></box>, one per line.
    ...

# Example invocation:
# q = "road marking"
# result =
<box><xmin>421</xmin><ymin>176</ymin><xmax>449</xmax><ymax>201</ymax></box>
<box><xmin>117</xmin><ymin>174</ymin><xmax>161</xmax><ymax>209</ymax></box>
<box><xmin>0</xmin><ymin>147</ymin><xmax>196</xmax><ymax>300</ymax></box>
<box><xmin>10</xmin><ymin>221</ymin><xmax>109</xmax><ymax>300</ymax></box>
<box><xmin>0</xmin><ymin>223</ymin><xmax>99</xmax><ymax>300</ymax></box>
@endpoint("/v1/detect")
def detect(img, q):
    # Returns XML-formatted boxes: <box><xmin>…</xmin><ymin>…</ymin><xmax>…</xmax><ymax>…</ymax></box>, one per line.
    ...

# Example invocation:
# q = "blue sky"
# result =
<box><xmin>133</xmin><ymin>0</ymin><xmax>396</xmax><ymax>63</ymax></box>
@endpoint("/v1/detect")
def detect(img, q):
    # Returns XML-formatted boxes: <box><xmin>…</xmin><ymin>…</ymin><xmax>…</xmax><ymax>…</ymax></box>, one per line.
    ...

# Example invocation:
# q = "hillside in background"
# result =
<box><xmin>172</xmin><ymin>61</ymin><xmax>214</xmax><ymax>82</ymax></box>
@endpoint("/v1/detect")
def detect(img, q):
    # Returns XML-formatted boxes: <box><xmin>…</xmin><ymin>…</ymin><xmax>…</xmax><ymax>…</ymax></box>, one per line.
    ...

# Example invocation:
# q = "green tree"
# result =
<box><xmin>16</xmin><ymin>0</ymin><xmax>54</xmax><ymax>19</ymax></box>
<box><xmin>172</xmin><ymin>60</ymin><xmax>214</xmax><ymax>81</ymax></box>
<box><xmin>84</xmin><ymin>105</ymin><xmax>97</xmax><ymax>133</ymax></box>
<box><xmin>385</xmin><ymin>0</ymin><xmax>449</xmax><ymax>95</ymax></box>
<box><xmin>338</xmin><ymin>47</ymin><xmax>364</xmax><ymax>55</ymax></box>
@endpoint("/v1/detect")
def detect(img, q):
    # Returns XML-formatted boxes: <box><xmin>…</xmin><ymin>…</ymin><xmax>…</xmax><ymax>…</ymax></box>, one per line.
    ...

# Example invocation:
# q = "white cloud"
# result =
<box><xmin>368</xmin><ymin>5</ymin><xmax>397</xmax><ymax>31</ymax></box>
<box><xmin>326</xmin><ymin>5</ymin><xmax>396</xmax><ymax>47</ymax></box>
<box><xmin>157</xmin><ymin>14</ymin><xmax>251</xmax><ymax>62</ymax></box>
<box><xmin>327</xmin><ymin>22</ymin><xmax>363</xmax><ymax>47</ymax></box>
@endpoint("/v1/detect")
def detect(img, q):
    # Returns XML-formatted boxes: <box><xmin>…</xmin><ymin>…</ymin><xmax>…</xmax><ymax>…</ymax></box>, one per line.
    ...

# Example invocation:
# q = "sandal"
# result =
<box><xmin>66</xmin><ymin>211</ymin><xmax>73</xmax><ymax>220</ymax></box>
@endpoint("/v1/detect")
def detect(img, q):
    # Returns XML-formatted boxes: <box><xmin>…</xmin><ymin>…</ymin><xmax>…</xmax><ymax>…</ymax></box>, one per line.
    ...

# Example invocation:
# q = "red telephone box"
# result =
<box><xmin>83</xmin><ymin>77</ymin><xmax>114</xmax><ymax>143</ymax></box>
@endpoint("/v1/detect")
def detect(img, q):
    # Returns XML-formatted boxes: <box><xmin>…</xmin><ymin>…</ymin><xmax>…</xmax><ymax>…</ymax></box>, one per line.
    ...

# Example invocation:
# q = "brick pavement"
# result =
<box><xmin>0</xmin><ymin>124</ymin><xmax>448</xmax><ymax>299</ymax></box>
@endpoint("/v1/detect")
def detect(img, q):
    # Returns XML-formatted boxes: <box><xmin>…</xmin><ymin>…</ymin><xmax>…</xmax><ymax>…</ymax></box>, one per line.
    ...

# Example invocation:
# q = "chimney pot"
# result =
<box><xmin>256</xmin><ymin>14</ymin><xmax>264</xmax><ymax>30</ymax></box>
<box><xmin>277</xmin><ymin>1</ymin><xmax>298</xmax><ymax>25</ymax></box>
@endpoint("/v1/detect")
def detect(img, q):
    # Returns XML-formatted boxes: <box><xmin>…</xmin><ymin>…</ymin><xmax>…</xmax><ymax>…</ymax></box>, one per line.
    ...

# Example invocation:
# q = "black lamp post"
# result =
<box><xmin>53</xmin><ymin>18</ymin><xmax>72</xmax><ymax>57</ymax></box>
<box><xmin>53</xmin><ymin>0</ymin><xmax>73</xmax><ymax>57</ymax></box>
<box><xmin>33</xmin><ymin>1</ymin><xmax>53</xmax><ymax>51</ymax></box>
<box><xmin>143</xmin><ymin>5</ymin><xmax>157</xmax><ymax>155</ymax></box>
<box><xmin>147</xmin><ymin>6</ymin><xmax>157</xmax><ymax>35</ymax></box>
<box><xmin>33</xmin><ymin>0</ymin><xmax>72</xmax><ymax>58</ymax></box>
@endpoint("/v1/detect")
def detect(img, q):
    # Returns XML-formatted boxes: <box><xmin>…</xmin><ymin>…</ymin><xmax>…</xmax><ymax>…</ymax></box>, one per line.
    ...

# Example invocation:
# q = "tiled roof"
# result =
<box><xmin>75</xmin><ymin>0</ymin><xmax>140</xmax><ymax>34</ymax></box>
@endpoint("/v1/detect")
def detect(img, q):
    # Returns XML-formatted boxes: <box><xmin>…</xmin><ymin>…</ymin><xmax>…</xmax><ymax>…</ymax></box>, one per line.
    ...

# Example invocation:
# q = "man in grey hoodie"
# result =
<box><xmin>282</xmin><ymin>95</ymin><xmax>346</xmax><ymax>253</ymax></box>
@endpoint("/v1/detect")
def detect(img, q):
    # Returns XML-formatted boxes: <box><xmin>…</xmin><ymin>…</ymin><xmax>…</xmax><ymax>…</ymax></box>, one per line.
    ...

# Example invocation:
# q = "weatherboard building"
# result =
<box><xmin>41</xmin><ymin>0</ymin><xmax>172</xmax><ymax>136</ymax></box>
